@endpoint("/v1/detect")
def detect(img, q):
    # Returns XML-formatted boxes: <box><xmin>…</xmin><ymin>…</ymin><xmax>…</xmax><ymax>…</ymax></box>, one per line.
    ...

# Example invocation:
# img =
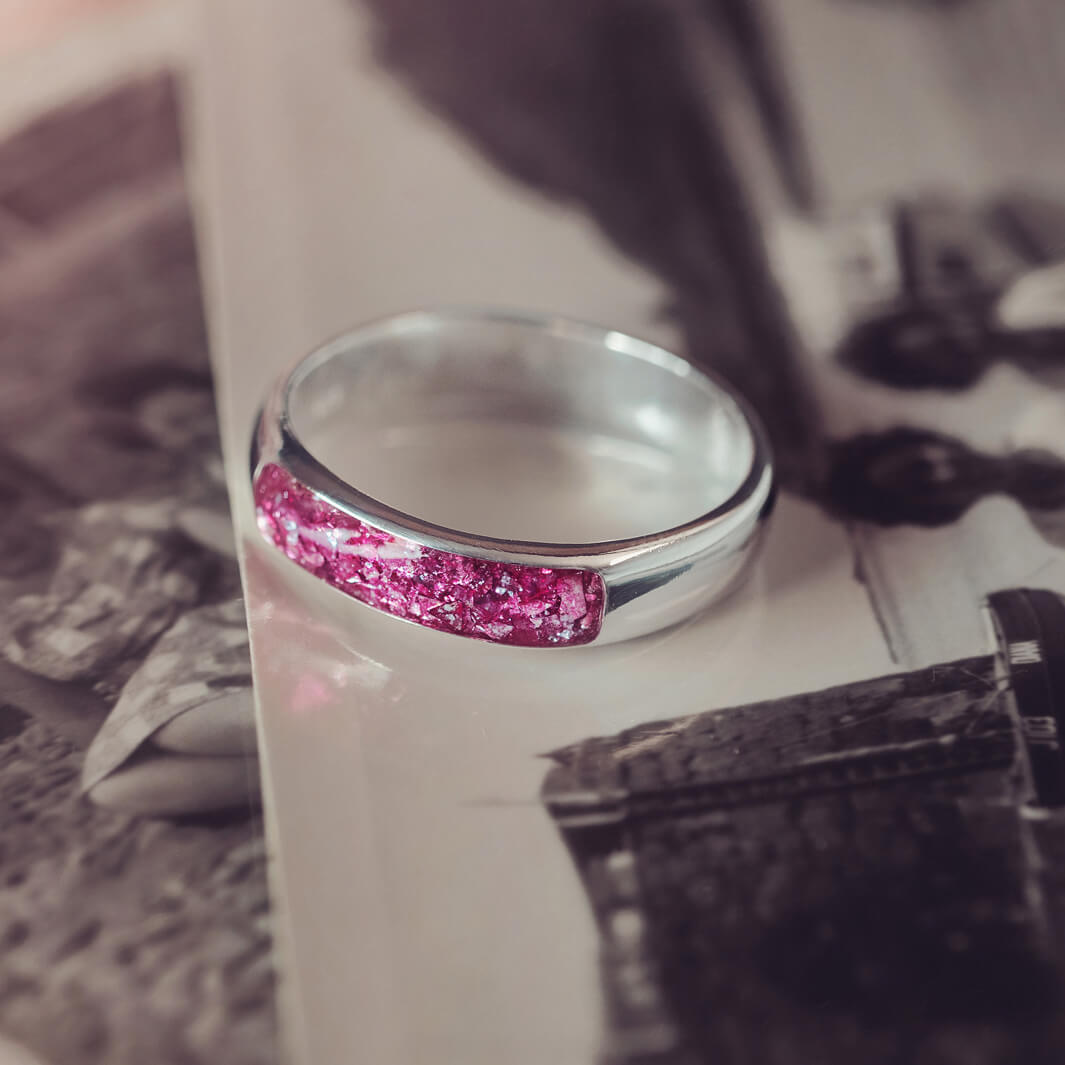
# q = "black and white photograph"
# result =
<box><xmin>3</xmin><ymin>0</ymin><xmax>1065</xmax><ymax>1063</ymax></box>
<box><xmin>0</xmin><ymin>27</ymin><xmax>274</xmax><ymax>1065</ymax></box>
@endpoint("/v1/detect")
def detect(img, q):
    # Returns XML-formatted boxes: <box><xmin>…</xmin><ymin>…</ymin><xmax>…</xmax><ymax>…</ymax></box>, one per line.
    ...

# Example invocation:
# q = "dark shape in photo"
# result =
<box><xmin>836</xmin><ymin>197</ymin><xmax>1065</xmax><ymax>391</ymax></box>
<box><xmin>543</xmin><ymin>589</ymin><xmax>1065</xmax><ymax>1064</ymax></box>
<box><xmin>823</xmin><ymin>426</ymin><xmax>1065</xmax><ymax>541</ymax></box>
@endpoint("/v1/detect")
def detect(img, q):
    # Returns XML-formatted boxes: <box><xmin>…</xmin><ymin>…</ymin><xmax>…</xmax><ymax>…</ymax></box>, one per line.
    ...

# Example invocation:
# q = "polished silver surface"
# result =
<box><xmin>252</xmin><ymin>308</ymin><xmax>775</xmax><ymax>644</ymax></box>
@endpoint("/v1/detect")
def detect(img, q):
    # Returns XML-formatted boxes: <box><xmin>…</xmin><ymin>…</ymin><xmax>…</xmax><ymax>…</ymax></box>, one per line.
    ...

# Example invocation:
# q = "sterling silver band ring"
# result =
<box><xmin>251</xmin><ymin>309</ymin><xmax>774</xmax><ymax>647</ymax></box>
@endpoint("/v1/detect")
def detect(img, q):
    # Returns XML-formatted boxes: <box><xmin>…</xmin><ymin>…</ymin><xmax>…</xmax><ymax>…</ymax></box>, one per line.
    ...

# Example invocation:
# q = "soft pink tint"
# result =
<box><xmin>253</xmin><ymin>464</ymin><xmax>605</xmax><ymax>647</ymax></box>
<box><xmin>0</xmin><ymin>0</ymin><xmax>140</xmax><ymax>56</ymax></box>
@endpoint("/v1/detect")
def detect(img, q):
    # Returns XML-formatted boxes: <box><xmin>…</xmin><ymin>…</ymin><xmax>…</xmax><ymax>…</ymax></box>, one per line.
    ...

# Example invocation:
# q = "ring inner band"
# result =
<box><xmin>286</xmin><ymin>313</ymin><xmax>756</xmax><ymax>545</ymax></box>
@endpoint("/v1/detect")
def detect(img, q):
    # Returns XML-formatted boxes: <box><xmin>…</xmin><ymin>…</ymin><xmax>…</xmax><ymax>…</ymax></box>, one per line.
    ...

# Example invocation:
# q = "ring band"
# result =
<box><xmin>250</xmin><ymin>310</ymin><xmax>774</xmax><ymax>647</ymax></box>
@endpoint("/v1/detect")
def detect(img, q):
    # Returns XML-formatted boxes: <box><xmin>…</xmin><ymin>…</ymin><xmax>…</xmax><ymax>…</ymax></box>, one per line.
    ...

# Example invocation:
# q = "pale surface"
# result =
<box><xmin>766</xmin><ymin>0</ymin><xmax>1065</xmax><ymax>206</ymax></box>
<box><xmin>191</xmin><ymin>2</ymin><xmax>897</xmax><ymax>1063</ymax></box>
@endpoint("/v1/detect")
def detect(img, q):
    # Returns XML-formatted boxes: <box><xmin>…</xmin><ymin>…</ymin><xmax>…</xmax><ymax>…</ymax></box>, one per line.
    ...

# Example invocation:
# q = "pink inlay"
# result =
<box><xmin>253</xmin><ymin>464</ymin><xmax>605</xmax><ymax>647</ymax></box>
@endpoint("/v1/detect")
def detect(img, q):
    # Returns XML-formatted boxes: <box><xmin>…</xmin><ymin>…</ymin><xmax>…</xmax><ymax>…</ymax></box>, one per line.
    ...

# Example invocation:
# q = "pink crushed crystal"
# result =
<box><xmin>253</xmin><ymin>463</ymin><xmax>605</xmax><ymax>647</ymax></box>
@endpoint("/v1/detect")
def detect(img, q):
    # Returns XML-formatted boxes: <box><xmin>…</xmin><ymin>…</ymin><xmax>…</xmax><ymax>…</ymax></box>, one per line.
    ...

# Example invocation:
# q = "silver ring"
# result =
<box><xmin>251</xmin><ymin>309</ymin><xmax>774</xmax><ymax>647</ymax></box>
